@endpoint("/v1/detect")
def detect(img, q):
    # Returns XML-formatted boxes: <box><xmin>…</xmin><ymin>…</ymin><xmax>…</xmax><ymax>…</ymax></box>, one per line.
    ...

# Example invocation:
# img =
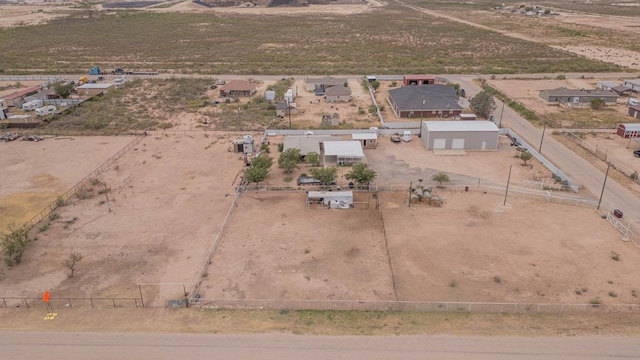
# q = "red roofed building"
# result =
<box><xmin>403</xmin><ymin>75</ymin><xmax>435</xmax><ymax>86</ymax></box>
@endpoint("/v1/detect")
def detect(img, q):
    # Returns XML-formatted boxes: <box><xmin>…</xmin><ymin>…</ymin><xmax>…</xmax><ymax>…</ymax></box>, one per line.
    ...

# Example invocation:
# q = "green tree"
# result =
<box><xmin>520</xmin><ymin>151</ymin><xmax>533</xmax><ymax>165</ymax></box>
<box><xmin>590</xmin><ymin>98</ymin><xmax>605</xmax><ymax>110</ymax></box>
<box><xmin>244</xmin><ymin>165</ymin><xmax>269</xmax><ymax>183</ymax></box>
<box><xmin>345</xmin><ymin>163</ymin><xmax>377</xmax><ymax>185</ymax></box>
<box><xmin>305</xmin><ymin>151</ymin><xmax>320</xmax><ymax>166</ymax></box>
<box><xmin>310</xmin><ymin>167</ymin><xmax>338</xmax><ymax>186</ymax></box>
<box><xmin>278</xmin><ymin>148</ymin><xmax>300</xmax><ymax>173</ymax></box>
<box><xmin>432</xmin><ymin>172</ymin><xmax>450</xmax><ymax>185</ymax></box>
<box><xmin>64</xmin><ymin>251</ymin><xmax>84</xmax><ymax>278</ymax></box>
<box><xmin>251</xmin><ymin>155</ymin><xmax>273</xmax><ymax>170</ymax></box>
<box><xmin>1</xmin><ymin>225</ymin><xmax>31</xmax><ymax>267</ymax></box>
<box><xmin>53</xmin><ymin>82</ymin><xmax>75</xmax><ymax>99</ymax></box>
<box><xmin>470</xmin><ymin>90</ymin><xmax>497</xmax><ymax>119</ymax></box>
<box><xmin>370</xmin><ymin>80</ymin><xmax>381</xmax><ymax>90</ymax></box>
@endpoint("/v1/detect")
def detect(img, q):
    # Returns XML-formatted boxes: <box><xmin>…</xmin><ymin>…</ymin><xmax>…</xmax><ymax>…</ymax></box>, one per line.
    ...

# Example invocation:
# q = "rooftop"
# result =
<box><xmin>620</xmin><ymin>123</ymin><xmax>640</xmax><ymax>131</ymax></box>
<box><xmin>323</xmin><ymin>141</ymin><xmax>365</xmax><ymax>157</ymax></box>
<box><xmin>352</xmin><ymin>133</ymin><xmax>378</xmax><ymax>140</ymax></box>
<box><xmin>541</xmin><ymin>87</ymin><xmax>618</xmax><ymax>97</ymax></box>
<box><xmin>423</xmin><ymin>120</ymin><xmax>499</xmax><ymax>132</ymax></box>
<box><xmin>283</xmin><ymin>135</ymin><xmax>336</xmax><ymax>155</ymax></box>
<box><xmin>76</xmin><ymin>83</ymin><xmax>115</xmax><ymax>89</ymax></box>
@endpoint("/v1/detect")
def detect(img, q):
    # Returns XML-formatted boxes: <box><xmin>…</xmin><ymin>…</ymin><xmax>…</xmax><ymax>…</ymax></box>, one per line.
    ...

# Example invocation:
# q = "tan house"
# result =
<box><xmin>325</xmin><ymin>85</ymin><xmax>351</xmax><ymax>102</ymax></box>
<box><xmin>76</xmin><ymin>83</ymin><xmax>115</xmax><ymax>97</ymax></box>
<box><xmin>219</xmin><ymin>80</ymin><xmax>256</xmax><ymax>98</ymax></box>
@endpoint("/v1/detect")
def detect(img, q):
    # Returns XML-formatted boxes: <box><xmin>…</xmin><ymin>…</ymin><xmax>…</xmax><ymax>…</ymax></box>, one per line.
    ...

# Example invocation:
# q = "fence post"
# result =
<box><xmin>68</xmin><ymin>298</ymin><xmax>72</xmax><ymax>308</ymax></box>
<box><xmin>138</xmin><ymin>285</ymin><xmax>145</xmax><ymax>308</ymax></box>
<box><xmin>90</xmin><ymin>298</ymin><xmax>94</xmax><ymax>308</ymax></box>
<box><xmin>112</xmin><ymin>299</ymin><xmax>116</xmax><ymax>308</ymax></box>
<box><xmin>25</xmin><ymin>299</ymin><xmax>29</xmax><ymax>308</ymax></box>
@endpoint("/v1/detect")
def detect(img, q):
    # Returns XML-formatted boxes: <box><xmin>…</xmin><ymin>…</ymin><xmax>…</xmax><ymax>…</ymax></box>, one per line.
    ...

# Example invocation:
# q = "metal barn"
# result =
<box><xmin>421</xmin><ymin>121</ymin><xmax>499</xmax><ymax>151</ymax></box>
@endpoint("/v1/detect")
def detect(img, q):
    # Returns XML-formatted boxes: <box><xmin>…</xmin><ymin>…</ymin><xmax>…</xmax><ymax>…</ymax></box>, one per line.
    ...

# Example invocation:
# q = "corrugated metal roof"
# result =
<box><xmin>308</xmin><ymin>191</ymin><xmax>353</xmax><ymax>199</ymax></box>
<box><xmin>352</xmin><ymin>133</ymin><xmax>378</xmax><ymax>140</ymax></box>
<box><xmin>423</xmin><ymin>120</ymin><xmax>499</xmax><ymax>132</ymax></box>
<box><xmin>323</xmin><ymin>141</ymin><xmax>364</xmax><ymax>157</ymax></box>
<box><xmin>619</xmin><ymin>123</ymin><xmax>640</xmax><ymax>131</ymax></box>
<box><xmin>77</xmin><ymin>83</ymin><xmax>114</xmax><ymax>89</ymax></box>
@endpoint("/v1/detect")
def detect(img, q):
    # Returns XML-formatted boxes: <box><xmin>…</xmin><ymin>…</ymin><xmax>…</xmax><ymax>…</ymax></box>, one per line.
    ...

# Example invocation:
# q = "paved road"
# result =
<box><xmin>2</xmin><ymin>332</ymin><xmax>640</xmax><ymax>359</ymax></box>
<box><xmin>453</xmin><ymin>75</ymin><xmax>640</xmax><ymax>228</ymax></box>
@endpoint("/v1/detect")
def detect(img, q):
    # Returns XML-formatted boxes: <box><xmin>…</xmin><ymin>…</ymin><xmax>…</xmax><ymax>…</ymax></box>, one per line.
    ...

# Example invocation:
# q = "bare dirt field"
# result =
<box><xmin>151</xmin><ymin>0</ymin><xmax>384</xmax><ymax>15</ymax></box>
<box><xmin>0</xmin><ymin>134</ymin><xmax>245</xmax><ymax>306</ymax></box>
<box><xmin>381</xmin><ymin>190</ymin><xmax>640</xmax><ymax>305</ymax></box>
<box><xmin>0</xmin><ymin>136</ymin><xmax>133</xmax><ymax>234</ymax></box>
<box><xmin>367</xmin><ymin>135</ymin><xmax>554</xmax><ymax>188</ymax></box>
<box><xmin>0</xmin><ymin>3</ymin><xmax>76</xmax><ymax>28</ymax></box>
<box><xmin>199</xmin><ymin>192</ymin><xmax>396</xmax><ymax>301</ymax></box>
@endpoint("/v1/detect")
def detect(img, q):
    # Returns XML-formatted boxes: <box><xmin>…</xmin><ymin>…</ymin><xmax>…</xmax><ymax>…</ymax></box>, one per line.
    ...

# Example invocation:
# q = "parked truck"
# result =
<box><xmin>88</xmin><ymin>66</ymin><xmax>103</xmax><ymax>75</ymax></box>
<box><xmin>111</xmin><ymin>67</ymin><xmax>158</xmax><ymax>76</ymax></box>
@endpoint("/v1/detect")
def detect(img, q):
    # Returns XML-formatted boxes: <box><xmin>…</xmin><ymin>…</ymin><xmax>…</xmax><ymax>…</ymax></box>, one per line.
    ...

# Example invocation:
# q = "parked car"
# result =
<box><xmin>634</xmin><ymin>150</ymin><xmax>640</xmax><ymax>157</ymax></box>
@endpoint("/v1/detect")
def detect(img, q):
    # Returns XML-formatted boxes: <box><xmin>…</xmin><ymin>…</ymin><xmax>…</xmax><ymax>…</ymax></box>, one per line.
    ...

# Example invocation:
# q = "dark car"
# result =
<box><xmin>634</xmin><ymin>150</ymin><xmax>640</xmax><ymax>157</ymax></box>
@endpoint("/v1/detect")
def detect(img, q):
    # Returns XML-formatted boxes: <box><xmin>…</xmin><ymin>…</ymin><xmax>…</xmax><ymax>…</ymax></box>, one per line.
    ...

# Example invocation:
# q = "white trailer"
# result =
<box><xmin>35</xmin><ymin>105</ymin><xmax>56</xmax><ymax>116</ymax></box>
<box><xmin>22</xmin><ymin>99</ymin><xmax>43</xmax><ymax>111</ymax></box>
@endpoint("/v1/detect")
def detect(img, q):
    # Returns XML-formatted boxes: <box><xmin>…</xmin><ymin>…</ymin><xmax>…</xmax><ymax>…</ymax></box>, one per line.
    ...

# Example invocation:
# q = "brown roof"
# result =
<box><xmin>220</xmin><ymin>80</ymin><xmax>255</xmax><ymax>92</ymax></box>
<box><xmin>404</xmin><ymin>74</ymin><xmax>435</xmax><ymax>80</ymax></box>
<box><xmin>325</xmin><ymin>85</ymin><xmax>351</xmax><ymax>96</ymax></box>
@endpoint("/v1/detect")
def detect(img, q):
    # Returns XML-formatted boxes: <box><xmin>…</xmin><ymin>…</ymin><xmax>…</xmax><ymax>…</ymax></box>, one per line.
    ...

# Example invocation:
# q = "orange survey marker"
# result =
<box><xmin>42</xmin><ymin>291</ymin><xmax>51</xmax><ymax>303</ymax></box>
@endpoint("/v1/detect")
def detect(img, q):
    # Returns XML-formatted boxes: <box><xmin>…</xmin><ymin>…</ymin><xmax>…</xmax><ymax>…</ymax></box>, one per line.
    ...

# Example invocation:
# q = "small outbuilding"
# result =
<box><xmin>323</xmin><ymin>141</ymin><xmax>365</xmax><ymax>165</ymax></box>
<box><xmin>307</xmin><ymin>191</ymin><xmax>353</xmax><ymax>209</ymax></box>
<box><xmin>421</xmin><ymin>121</ymin><xmax>499</xmax><ymax>151</ymax></box>
<box><xmin>622</xmin><ymin>79</ymin><xmax>640</xmax><ymax>92</ymax></box>
<box><xmin>538</xmin><ymin>88</ymin><xmax>618</xmax><ymax>104</ymax></box>
<box><xmin>283</xmin><ymin>135</ymin><xmax>336</xmax><ymax>157</ymax></box>
<box><xmin>617</xmin><ymin>123</ymin><xmax>640</xmax><ymax>138</ymax></box>
<box><xmin>76</xmin><ymin>83</ymin><xmax>115</xmax><ymax>97</ymax></box>
<box><xmin>351</xmin><ymin>133</ymin><xmax>378</xmax><ymax>149</ymax></box>
<box><xmin>219</xmin><ymin>80</ymin><xmax>256</xmax><ymax>98</ymax></box>
<box><xmin>459</xmin><ymin>113</ymin><xmax>477</xmax><ymax>120</ymax></box>
<box><xmin>628</xmin><ymin>105</ymin><xmax>640</xmax><ymax>120</ymax></box>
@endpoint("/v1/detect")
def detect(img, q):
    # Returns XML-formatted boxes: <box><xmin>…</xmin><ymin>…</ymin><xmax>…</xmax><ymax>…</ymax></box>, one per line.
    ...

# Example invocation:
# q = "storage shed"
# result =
<box><xmin>351</xmin><ymin>133</ymin><xmax>378</xmax><ymax>149</ymax></box>
<box><xmin>323</xmin><ymin>141</ymin><xmax>365</xmax><ymax>165</ymax></box>
<box><xmin>421</xmin><ymin>121</ymin><xmax>499</xmax><ymax>150</ymax></box>
<box><xmin>307</xmin><ymin>191</ymin><xmax>353</xmax><ymax>209</ymax></box>
<box><xmin>616</xmin><ymin>123</ymin><xmax>640</xmax><ymax>138</ymax></box>
<box><xmin>627</xmin><ymin>105</ymin><xmax>640</xmax><ymax>120</ymax></box>
<box><xmin>76</xmin><ymin>83</ymin><xmax>115</xmax><ymax>97</ymax></box>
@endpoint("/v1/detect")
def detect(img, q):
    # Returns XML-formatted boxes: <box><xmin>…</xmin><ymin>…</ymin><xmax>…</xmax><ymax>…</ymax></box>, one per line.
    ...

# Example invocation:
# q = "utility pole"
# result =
<box><xmin>503</xmin><ymin>165</ymin><xmax>512</xmax><ymax>206</ymax></box>
<box><xmin>538</xmin><ymin>123</ymin><xmax>547</xmax><ymax>154</ymax></box>
<box><xmin>597</xmin><ymin>162</ymin><xmax>611</xmax><ymax>210</ymax></box>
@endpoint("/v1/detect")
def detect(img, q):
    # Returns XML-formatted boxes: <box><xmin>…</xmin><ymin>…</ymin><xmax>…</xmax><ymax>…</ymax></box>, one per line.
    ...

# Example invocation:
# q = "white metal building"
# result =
<box><xmin>323</xmin><ymin>141</ymin><xmax>365</xmax><ymax>165</ymax></box>
<box><xmin>307</xmin><ymin>191</ymin><xmax>353</xmax><ymax>209</ymax></box>
<box><xmin>421</xmin><ymin>121</ymin><xmax>499</xmax><ymax>150</ymax></box>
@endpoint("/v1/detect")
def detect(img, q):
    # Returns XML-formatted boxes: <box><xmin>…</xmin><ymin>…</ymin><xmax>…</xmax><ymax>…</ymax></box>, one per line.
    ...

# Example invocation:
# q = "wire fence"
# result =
<box><xmin>21</xmin><ymin>135</ymin><xmax>145</xmax><ymax>231</ymax></box>
<box><xmin>1</xmin><ymin>296</ymin><xmax>142</xmax><ymax>309</ymax></box>
<box><xmin>190</xmin><ymin>298</ymin><xmax>640</xmax><ymax>314</ymax></box>
<box><xmin>562</xmin><ymin>131</ymin><xmax>639</xmax><ymax>185</ymax></box>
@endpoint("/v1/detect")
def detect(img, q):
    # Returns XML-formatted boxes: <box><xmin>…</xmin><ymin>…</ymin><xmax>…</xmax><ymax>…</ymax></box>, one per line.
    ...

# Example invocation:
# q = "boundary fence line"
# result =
<box><xmin>562</xmin><ymin>131</ymin><xmax>639</xmax><ymax>185</ymax></box>
<box><xmin>190</xmin><ymin>298</ymin><xmax>640</xmax><ymax>314</ymax></box>
<box><xmin>1</xmin><ymin>296</ymin><xmax>142</xmax><ymax>309</ymax></box>
<box><xmin>21</xmin><ymin>135</ymin><xmax>144</xmax><ymax>231</ymax></box>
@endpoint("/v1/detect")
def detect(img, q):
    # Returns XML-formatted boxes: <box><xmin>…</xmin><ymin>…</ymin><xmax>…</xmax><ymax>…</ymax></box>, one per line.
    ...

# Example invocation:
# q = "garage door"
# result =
<box><xmin>433</xmin><ymin>138</ymin><xmax>446</xmax><ymax>149</ymax></box>
<box><xmin>451</xmin><ymin>138</ymin><xmax>465</xmax><ymax>149</ymax></box>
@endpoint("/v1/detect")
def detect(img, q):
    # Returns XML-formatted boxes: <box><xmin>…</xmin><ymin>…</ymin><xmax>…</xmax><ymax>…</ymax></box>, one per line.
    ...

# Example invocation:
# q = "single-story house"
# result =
<box><xmin>626</xmin><ymin>104</ymin><xmax>640</xmax><ymax>120</ymax></box>
<box><xmin>622</xmin><ymin>79</ymin><xmax>640</xmax><ymax>92</ymax></box>
<box><xmin>612</xmin><ymin>86</ymin><xmax>633</xmax><ymax>96</ymax></box>
<box><xmin>219</xmin><ymin>80</ymin><xmax>256</xmax><ymax>98</ymax></box>
<box><xmin>538</xmin><ymin>88</ymin><xmax>618</xmax><ymax>104</ymax></box>
<box><xmin>305</xmin><ymin>77</ymin><xmax>347</xmax><ymax>93</ymax></box>
<box><xmin>325</xmin><ymin>85</ymin><xmax>351</xmax><ymax>102</ymax></box>
<box><xmin>275</xmin><ymin>102</ymin><xmax>297</xmax><ymax>117</ymax></box>
<box><xmin>388</xmin><ymin>85</ymin><xmax>463</xmax><ymax>118</ymax></box>
<box><xmin>76</xmin><ymin>83</ymin><xmax>115</xmax><ymax>97</ymax></box>
<box><xmin>283</xmin><ymin>135</ymin><xmax>336</xmax><ymax>157</ymax></box>
<box><xmin>323</xmin><ymin>140</ymin><xmax>365</xmax><ymax>165</ymax></box>
<box><xmin>307</xmin><ymin>191</ymin><xmax>353</xmax><ymax>209</ymax></box>
<box><xmin>617</xmin><ymin>122</ymin><xmax>640</xmax><ymax>138</ymax></box>
<box><xmin>421</xmin><ymin>121</ymin><xmax>499</xmax><ymax>151</ymax></box>
<box><xmin>352</xmin><ymin>132</ymin><xmax>378</xmax><ymax>149</ymax></box>
<box><xmin>403</xmin><ymin>75</ymin><xmax>435</xmax><ymax>86</ymax></box>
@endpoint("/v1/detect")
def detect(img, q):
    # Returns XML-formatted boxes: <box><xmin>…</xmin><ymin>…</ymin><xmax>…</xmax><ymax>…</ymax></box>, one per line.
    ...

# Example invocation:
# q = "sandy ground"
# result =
<box><xmin>486</xmin><ymin>78</ymin><xmax>633</xmax><ymax>116</ymax></box>
<box><xmin>152</xmin><ymin>0</ymin><xmax>384</xmax><ymax>15</ymax></box>
<box><xmin>0</xmin><ymin>134</ymin><xmax>245</xmax><ymax>307</ymax></box>
<box><xmin>367</xmin><ymin>135</ymin><xmax>553</xmax><ymax>188</ymax></box>
<box><xmin>551</xmin><ymin>46</ymin><xmax>640</xmax><ymax>70</ymax></box>
<box><xmin>200</xmin><ymin>192</ymin><xmax>395</xmax><ymax>301</ymax></box>
<box><xmin>571</xmin><ymin>131</ymin><xmax>640</xmax><ymax>176</ymax></box>
<box><xmin>382</xmin><ymin>190</ymin><xmax>640</xmax><ymax>305</ymax></box>
<box><xmin>0</xmin><ymin>4</ymin><xmax>77</xmax><ymax>28</ymax></box>
<box><xmin>0</xmin><ymin>136</ymin><xmax>133</xmax><ymax>234</ymax></box>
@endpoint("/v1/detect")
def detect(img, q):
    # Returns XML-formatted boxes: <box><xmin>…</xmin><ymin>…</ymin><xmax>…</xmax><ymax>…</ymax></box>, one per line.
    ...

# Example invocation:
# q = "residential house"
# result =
<box><xmin>387</xmin><ymin>85</ymin><xmax>463</xmax><ymax>118</ymax></box>
<box><xmin>538</xmin><ymin>88</ymin><xmax>618</xmax><ymax>104</ymax></box>
<box><xmin>219</xmin><ymin>80</ymin><xmax>256</xmax><ymax>98</ymax></box>
<box><xmin>325</xmin><ymin>85</ymin><xmax>351</xmax><ymax>102</ymax></box>
<box><xmin>305</xmin><ymin>77</ymin><xmax>347</xmax><ymax>93</ymax></box>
